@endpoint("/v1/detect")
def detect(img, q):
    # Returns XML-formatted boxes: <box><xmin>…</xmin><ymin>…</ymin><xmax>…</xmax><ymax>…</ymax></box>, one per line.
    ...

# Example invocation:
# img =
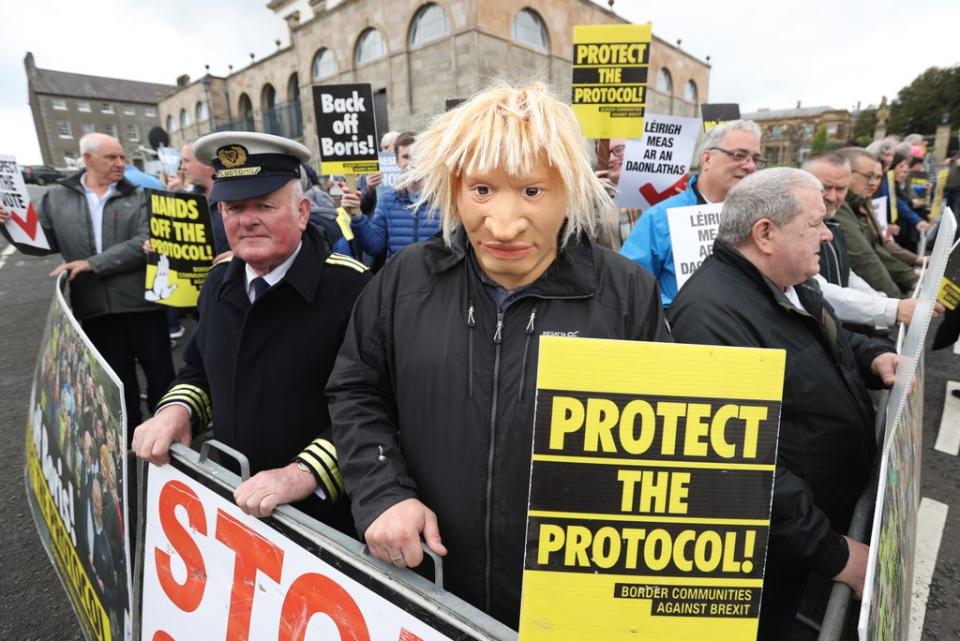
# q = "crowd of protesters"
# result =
<box><xmin>4</xmin><ymin>79</ymin><xmax>960</xmax><ymax>640</ymax></box>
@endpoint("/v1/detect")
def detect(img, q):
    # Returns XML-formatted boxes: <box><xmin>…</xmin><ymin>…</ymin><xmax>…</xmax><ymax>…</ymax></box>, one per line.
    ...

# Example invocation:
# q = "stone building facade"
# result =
<box><xmin>159</xmin><ymin>0</ymin><xmax>710</xmax><ymax>168</ymax></box>
<box><xmin>24</xmin><ymin>53</ymin><xmax>173</xmax><ymax>169</ymax></box>
<box><xmin>743</xmin><ymin>104</ymin><xmax>853</xmax><ymax>166</ymax></box>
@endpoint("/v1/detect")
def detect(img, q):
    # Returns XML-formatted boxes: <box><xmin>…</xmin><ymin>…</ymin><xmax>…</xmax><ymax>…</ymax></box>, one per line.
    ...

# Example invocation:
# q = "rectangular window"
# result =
<box><xmin>82</xmin><ymin>122</ymin><xmax>95</xmax><ymax>135</ymax></box>
<box><xmin>52</xmin><ymin>98</ymin><xmax>67</xmax><ymax>110</ymax></box>
<box><xmin>827</xmin><ymin>123</ymin><xmax>839</xmax><ymax>136</ymax></box>
<box><xmin>57</xmin><ymin>120</ymin><xmax>73</xmax><ymax>138</ymax></box>
<box><xmin>126</xmin><ymin>124</ymin><xmax>140</xmax><ymax>142</ymax></box>
<box><xmin>77</xmin><ymin>101</ymin><xmax>91</xmax><ymax>112</ymax></box>
<box><xmin>105</xmin><ymin>123</ymin><xmax>118</xmax><ymax>138</ymax></box>
<box><xmin>101</xmin><ymin>102</ymin><xmax>114</xmax><ymax>114</ymax></box>
<box><xmin>144</xmin><ymin>106</ymin><xmax>157</xmax><ymax>118</ymax></box>
<box><xmin>124</xmin><ymin>104</ymin><xmax>136</xmax><ymax>116</ymax></box>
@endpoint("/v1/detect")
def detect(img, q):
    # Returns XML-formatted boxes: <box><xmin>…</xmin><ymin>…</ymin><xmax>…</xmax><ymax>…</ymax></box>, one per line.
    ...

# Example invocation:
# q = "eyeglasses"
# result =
<box><xmin>709</xmin><ymin>147</ymin><xmax>768</xmax><ymax>169</ymax></box>
<box><xmin>609</xmin><ymin>145</ymin><xmax>625</xmax><ymax>158</ymax></box>
<box><xmin>852</xmin><ymin>169</ymin><xmax>883</xmax><ymax>182</ymax></box>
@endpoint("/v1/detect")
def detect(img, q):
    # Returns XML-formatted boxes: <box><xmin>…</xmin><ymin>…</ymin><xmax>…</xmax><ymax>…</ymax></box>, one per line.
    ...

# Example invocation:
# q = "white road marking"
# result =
<box><xmin>0</xmin><ymin>244</ymin><xmax>16</xmax><ymax>270</ymax></box>
<box><xmin>954</xmin><ymin>338</ymin><xmax>960</xmax><ymax>356</ymax></box>
<box><xmin>909</xmin><ymin>497</ymin><xmax>949</xmax><ymax>641</ymax></box>
<box><xmin>934</xmin><ymin>381</ymin><xmax>960</xmax><ymax>455</ymax></box>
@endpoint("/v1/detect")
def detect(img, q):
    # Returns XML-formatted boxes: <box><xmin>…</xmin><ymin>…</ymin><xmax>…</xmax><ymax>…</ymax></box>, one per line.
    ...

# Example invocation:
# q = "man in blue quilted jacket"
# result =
<box><xmin>347</xmin><ymin>131</ymin><xmax>441</xmax><ymax>257</ymax></box>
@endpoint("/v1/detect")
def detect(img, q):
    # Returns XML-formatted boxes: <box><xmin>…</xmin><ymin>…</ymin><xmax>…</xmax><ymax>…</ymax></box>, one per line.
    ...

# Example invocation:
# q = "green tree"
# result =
<box><xmin>853</xmin><ymin>108</ymin><xmax>878</xmax><ymax>145</ymax></box>
<box><xmin>887</xmin><ymin>65</ymin><xmax>960</xmax><ymax>135</ymax></box>
<box><xmin>810</xmin><ymin>125</ymin><xmax>829</xmax><ymax>154</ymax></box>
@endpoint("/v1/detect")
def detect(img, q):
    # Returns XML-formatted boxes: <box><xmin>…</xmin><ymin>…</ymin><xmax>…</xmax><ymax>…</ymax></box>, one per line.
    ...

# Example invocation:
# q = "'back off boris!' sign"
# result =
<box><xmin>571</xmin><ymin>23</ymin><xmax>651</xmax><ymax>139</ymax></box>
<box><xmin>519</xmin><ymin>338</ymin><xmax>785</xmax><ymax>641</ymax></box>
<box><xmin>313</xmin><ymin>83</ymin><xmax>380</xmax><ymax>175</ymax></box>
<box><xmin>145</xmin><ymin>190</ymin><xmax>214</xmax><ymax>307</ymax></box>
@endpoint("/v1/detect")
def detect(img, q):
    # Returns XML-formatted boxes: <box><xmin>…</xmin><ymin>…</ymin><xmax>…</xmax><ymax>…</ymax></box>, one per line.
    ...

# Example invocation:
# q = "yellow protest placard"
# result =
<box><xmin>145</xmin><ymin>190</ymin><xmax>215</xmax><ymax>307</ymax></box>
<box><xmin>571</xmin><ymin>23</ymin><xmax>651</xmax><ymax>139</ymax></box>
<box><xmin>887</xmin><ymin>171</ymin><xmax>899</xmax><ymax>223</ymax></box>
<box><xmin>519</xmin><ymin>338</ymin><xmax>785</xmax><ymax>641</ymax></box>
<box><xmin>930</xmin><ymin>168</ymin><xmax>949</xmax><ymax>221</ymax></box>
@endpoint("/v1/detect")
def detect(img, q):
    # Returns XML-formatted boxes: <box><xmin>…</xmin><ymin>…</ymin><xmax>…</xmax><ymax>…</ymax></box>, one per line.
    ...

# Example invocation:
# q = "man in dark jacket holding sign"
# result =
<box><xmin>132</xmin><ymin>131</ymin><xmax>369</xmax><ymax>524</ymax></box>
<box><xmin>667</xmin><ymin>168</ymin><xmax>899</xmax><ymax>640</ymax></box>
<box><xmin>327</xmin><ymin>82</ymin><xmax>671</xmax><ymax>628</ymax></box>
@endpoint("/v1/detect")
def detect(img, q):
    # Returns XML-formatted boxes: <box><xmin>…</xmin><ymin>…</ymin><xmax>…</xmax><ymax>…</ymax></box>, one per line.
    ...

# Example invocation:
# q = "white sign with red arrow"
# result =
<box><xmin>0</xmin><ymin>155</ymin><xmax>50</xmax><ymax>250</ymax></box>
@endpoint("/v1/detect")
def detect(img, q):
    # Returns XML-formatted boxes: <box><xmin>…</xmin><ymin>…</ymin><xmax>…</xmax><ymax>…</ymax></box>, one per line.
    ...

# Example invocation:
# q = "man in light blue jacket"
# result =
<box><xmin>620</xmin><ymin>119</ymin><xmax>764</xmax><ymax>306</ymax></box>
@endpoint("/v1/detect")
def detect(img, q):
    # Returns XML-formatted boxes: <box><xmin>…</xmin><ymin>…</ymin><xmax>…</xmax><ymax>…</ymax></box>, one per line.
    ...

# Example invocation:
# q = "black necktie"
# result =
<box><xmin>250</xmin><ymin>277</ymin><xmax>269</xmax><ymax>302</ymax></box>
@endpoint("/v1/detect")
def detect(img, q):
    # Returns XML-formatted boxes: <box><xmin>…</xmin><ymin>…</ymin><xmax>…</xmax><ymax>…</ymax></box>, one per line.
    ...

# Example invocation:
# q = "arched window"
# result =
<box><xmin>287</xmin><ymin>73</ymin><xmax>300</xmax><ymax>103</ymax></box>
<box><xmin>684</xmin><ymin>80</ymin><xmax>698</xmax><ymax>103</ymax></box>
<box><xmin>287</xmin><ymin>73</ymin><xmax>303</xmax><ymax>139</ymax></box>
<box><xmin>166</xmin><ymin>114</ymin><xmax>175</xmax><ymax>132</ymax></box>
<box><xmin>261</xmin><ymin>84</ymin><xmax>277</xmax><ymax>111</ymax></box>
<box><xmin>355</xmin><ymin>28</ymin><xmax>386</xmax><ymax>66</ymax></box>
<box><xmin>195</xmin><ymin>101</ymin><xmax>208</xmax><ymax>124</ymax></box>
<box><xmin>656</xmin><ymin>68</ymin><xmax>673</xmax><ymax>95</ymax></box>
<box><xmin>513</xmin><ymin>8</ymin><xmax>549</xmax><ymax>53</ymax></box>
<box><xmin>238</xmin><ymin>93</ymin><xmax>254</xmax><ymax>131</ymax></box>
<box><xmin>179</xmin><ymin>108</ymin><xmax>191</xmax><ymax>130</ymax></box>
<box><xmin>409</xmin><ymin>3</ymin><xmax>449</xmax><ymax>47</ymax></box>
<box><xmin>311</xmin><ymin>48</ymin><xmax>337</xmax><ymax>80</ymax></box>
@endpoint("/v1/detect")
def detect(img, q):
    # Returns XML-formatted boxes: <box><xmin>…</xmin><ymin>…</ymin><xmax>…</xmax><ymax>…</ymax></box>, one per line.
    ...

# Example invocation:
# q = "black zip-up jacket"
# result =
<box><xmin>328</xmin><ymin>228</ymin><xmax>671</xmax><ymax>627</ymax></box>
<box><xmin>668</xmin><ymin>240</ymin><xmax>892</xmax><ymax>579</ymax></box>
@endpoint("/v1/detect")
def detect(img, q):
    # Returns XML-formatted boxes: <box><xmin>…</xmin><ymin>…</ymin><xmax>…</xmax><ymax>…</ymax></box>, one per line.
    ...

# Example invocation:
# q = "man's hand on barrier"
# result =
<box><xmin>833</xmin><ymin>536</ymin><xmax>869</xmax><ymax>600</ymax></box>
<box><xmin>0</xmin><ymin>207</ymin><xmax>11</xmax><ymax>224</ymax></box>
<box><xmin>131</xmin><ymin>405</ymin><xmax>192</xmax><ymax>465</ymax></box>
<box><xmin>50</xmin><ymin>259</ymin><xmax>92</xmax><ymax>281</ymax></box>
<box><xmin>933</xmin><ymin>301</ymin><xmax>945</xmax><ymax>318</ymax></box>
<box><xmin>896</xmin><ymin>298</ymin><xmax>918</xmax><ymax>325</ymax></box>
<box><xmin>233</xmin><ymin>463</ymin><xmax>317</xmax><ymax>518</ymax></box>
<box><xmin>871</xmin><ymin>352</ymin><xmax>900</xmax><ymax>388</ymax></box>
<box><xmin>364</xmin><ymin>498</ymin><xmax>447</xmax><ymax>569</ymax></box>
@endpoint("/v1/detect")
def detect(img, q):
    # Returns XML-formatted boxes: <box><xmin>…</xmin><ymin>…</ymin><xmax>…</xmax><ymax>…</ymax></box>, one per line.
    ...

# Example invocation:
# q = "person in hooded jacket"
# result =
<box><xmin>327</xmin><ymin>82</ymin><xmax>671</xmax><ymax>628</ymax></box>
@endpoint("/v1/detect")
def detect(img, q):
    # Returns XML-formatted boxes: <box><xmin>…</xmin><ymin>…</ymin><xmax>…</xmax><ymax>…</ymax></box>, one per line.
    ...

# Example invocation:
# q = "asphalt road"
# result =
<box><xmin>0</xmin><ymin>184</ymin><xmax>957</xmax><ymax>640</ymax></box>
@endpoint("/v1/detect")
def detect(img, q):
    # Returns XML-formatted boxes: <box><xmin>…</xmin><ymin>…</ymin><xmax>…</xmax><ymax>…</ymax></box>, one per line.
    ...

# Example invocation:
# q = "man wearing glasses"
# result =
<box><xmin>834</xmin><ymin>148</ymin><xmax>919</xmax><ymax>297</ymax></box>
<box><xmin>621</xmin><ymin>120</ymin><xmax>764</xmax><ymax>306</ymax></box>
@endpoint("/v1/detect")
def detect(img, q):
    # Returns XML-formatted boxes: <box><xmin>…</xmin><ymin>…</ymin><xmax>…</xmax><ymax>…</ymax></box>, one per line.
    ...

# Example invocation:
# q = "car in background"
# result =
<box><xmin>21</xmin><ymin>165</ymin><xmax>65</xmax><ymax>185</ymax></box>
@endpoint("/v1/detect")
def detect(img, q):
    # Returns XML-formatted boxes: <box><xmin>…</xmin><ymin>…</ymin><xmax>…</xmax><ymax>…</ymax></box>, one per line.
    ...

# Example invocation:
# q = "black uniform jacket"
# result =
<box><xmin>668</xmin><ymin>239</ymin><xmax>893</xmax><ymax>579</ymax></box>
<box><xmin>157</xmin><ymin>224</ymin><xmax>370</xmax><ymax>504</ymax></box>
<box><xmin>328</xmin><ymin>228</ymin><xmax>671</xmax><ymax>627</ymax></box>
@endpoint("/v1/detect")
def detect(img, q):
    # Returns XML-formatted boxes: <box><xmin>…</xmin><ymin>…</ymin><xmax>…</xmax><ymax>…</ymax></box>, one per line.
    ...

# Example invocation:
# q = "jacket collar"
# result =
<box><xmin>422</xmin><ymin>225</ymin><xmax>597</xmax><ymax>298</ymax></box>
<box><xmin>218</xmin><ymin>224</ymin><xmax>331</xmax><ymax>309</ymax></box>
<box><xmin>61</xmin><ymin>170</ymin><xmax>137</xmax><ymax>197</ymax></box>
<box><xmin>712</xmin><ymin>239</ymin><xmax>820</xmax><ymax>318</ymax></box>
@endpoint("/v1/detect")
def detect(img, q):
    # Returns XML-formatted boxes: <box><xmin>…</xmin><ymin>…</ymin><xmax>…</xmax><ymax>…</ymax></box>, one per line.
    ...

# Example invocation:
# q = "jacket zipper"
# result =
<box><xmin>466</xmin><ymin>302</ymin><xmax>476</xmax><ymax>398</ymax></box>
<box><xmin>480</xmin><ymin>293</ymin><xmax>590</xmax><ymax>613</ymax></box>
<box><xmin>484</xmin><ymin>310</ymin><xmax>503</xmax><ymax>613</ymax></box>
<box><xmin>517</xmin><ymin>309</ymin><xmax>537</xmax><ymax>401</ymax></box>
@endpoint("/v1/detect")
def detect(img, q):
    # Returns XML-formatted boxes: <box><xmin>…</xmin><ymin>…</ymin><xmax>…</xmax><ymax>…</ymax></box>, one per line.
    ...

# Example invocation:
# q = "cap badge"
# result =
<box><xmin>217</xmin><ymin>145</ymin><xmax>248</xmax><ymax>168</ymax></box>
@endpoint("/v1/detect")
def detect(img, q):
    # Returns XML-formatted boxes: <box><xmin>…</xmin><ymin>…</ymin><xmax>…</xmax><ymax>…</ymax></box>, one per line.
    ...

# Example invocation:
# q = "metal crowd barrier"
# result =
<box><xmin>133</xmin><ymin>440</ymin><xmax>517</xmax><ymax>641</ymax></box>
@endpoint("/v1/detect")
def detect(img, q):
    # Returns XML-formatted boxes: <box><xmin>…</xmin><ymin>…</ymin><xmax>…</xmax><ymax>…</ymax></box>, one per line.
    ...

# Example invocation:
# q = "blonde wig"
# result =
<box><xmin>400</xmin><ymin>81</ymin><xmax>614</xmax><ymax>247</ymax></box>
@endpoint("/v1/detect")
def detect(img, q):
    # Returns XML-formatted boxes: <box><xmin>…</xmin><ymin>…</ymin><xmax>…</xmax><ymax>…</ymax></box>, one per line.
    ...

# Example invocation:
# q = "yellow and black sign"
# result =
<box><xmin>938</xmin><ymin>248</ymin><xmax>960</xmax><ymax>310</ymax></box>
<box><xmin>571</xmin><ymin>23</ymin><xmax>651</xmax><ymax>139</ymax></box>
<box><xmin>313</xmin><ymin>83</ymin><xmax>381</xmax><ymax>175</ymax></box>
<box><xmin>930</xmin><ymin>167</ymin><xmax>949</xmax><ymax>221</ymax></box>
<box><xmin>519</xmin><ymin>338</ymin><xmax>785</xmax><ymax>640</ymax></box>
<box><xmin>700</xmin><ymin>104</ymin><xmax>741</xmax><ymax>132</ymax></box>
<box><xmin>887</xmin><ymin>171</ymin><xmax>900</xmax><ymax>223</ymax></box>
<box><xmin>145</xmin><ymin>189</ymin><xmax>215</xmax><ymax>307</ymax></box>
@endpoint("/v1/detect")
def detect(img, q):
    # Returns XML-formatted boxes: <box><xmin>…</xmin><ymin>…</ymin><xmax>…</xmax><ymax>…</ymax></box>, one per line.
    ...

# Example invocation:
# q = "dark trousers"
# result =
<box><xmin>82</xmin><ymin>310</ymin><xmax>175</xmax><ymax>439</ymax></box>
<box><xmin>757</xmin><ymin>567</ymin><xmax>809</xmax><ymax>641</ymax></box>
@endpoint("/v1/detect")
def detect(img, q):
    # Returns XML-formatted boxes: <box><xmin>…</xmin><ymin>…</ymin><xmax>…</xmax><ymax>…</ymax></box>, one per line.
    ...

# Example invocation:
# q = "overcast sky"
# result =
<box><xmin>2</xmin><ymin>0</ymin><xmax>958</xmax><ymax>164</ymax></box>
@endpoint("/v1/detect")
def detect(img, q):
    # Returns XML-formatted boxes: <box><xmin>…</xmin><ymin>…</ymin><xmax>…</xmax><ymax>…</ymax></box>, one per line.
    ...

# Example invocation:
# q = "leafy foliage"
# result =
<box><xmin>888</xmin><ymin>66</ymin><xmax>960</xmax><ymax>135</ymax></box>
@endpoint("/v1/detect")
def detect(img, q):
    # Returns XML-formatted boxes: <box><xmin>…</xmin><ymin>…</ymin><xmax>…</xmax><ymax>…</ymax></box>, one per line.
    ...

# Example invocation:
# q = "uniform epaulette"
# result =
<box><xmin>212</xmin><ymin>252</ymin><xmax>234</xmax><ymax>268</ymax></box>
<box><xmin>325</xmin><ymin>253</ymin><xmax>368</xmax><ymax>273</ymax></box>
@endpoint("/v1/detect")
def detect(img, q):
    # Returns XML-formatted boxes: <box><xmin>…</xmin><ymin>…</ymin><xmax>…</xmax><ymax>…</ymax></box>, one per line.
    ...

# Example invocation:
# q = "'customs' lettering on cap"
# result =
<box><xmin>216</xmin><ymin>144</ymin><xmax>262</xmax><ymax>178</ymax></box>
